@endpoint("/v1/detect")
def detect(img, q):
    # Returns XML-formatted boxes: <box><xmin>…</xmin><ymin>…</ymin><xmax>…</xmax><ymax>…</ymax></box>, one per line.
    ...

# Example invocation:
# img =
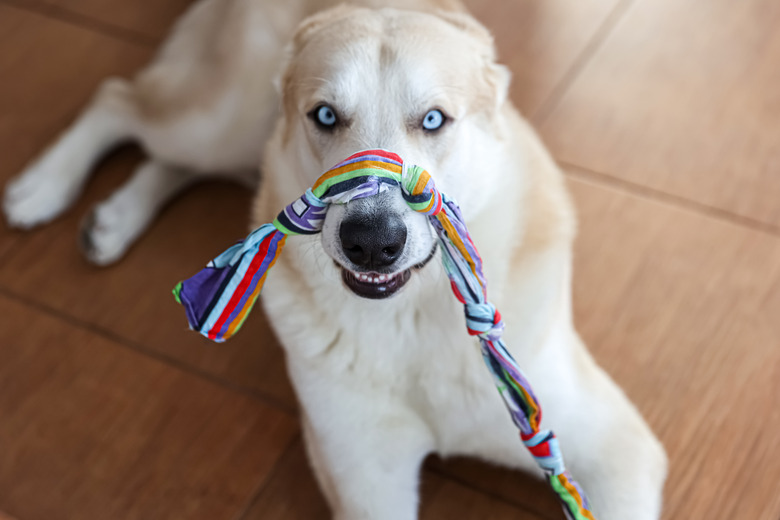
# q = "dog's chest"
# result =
<box><xmin>263</xmin><ymin>255</ymin><xmax>528</xmax><ymax>458</ymax></box>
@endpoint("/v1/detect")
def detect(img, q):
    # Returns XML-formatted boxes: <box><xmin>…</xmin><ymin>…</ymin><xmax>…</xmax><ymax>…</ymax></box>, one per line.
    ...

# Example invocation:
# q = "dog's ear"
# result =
<box><xmin>434</xmin><ymin>10</ymin><xmax>495</xmax><ymax>53</ymax></box>
<box><xmin>434</xmin><ymin>10</ymin><xmax>511</xmax><ymax>115</ymax></box>
<box><xmin>292</xmin><ymin>4</ymin><xmax>361</xmax><ymax>52</ymax></box>
<box><xmin>482</xmin><ymin>62</ymin><xmax>511</xmax><ymax>116</ymax></box>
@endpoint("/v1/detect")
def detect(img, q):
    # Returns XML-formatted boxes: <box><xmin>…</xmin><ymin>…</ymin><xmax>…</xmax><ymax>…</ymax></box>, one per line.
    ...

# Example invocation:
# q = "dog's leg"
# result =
<box><xmin>4</xmin><ymin>78</ymin><xmax>137</xmax><ymax>228</ymax></box>
<box><xmin>78</xmin><ymin>160</ymin><xmax>199</xmax><ymax>265</ymax></box>
<box><xmin>292</xmin><ymin>365</ymin><xmax>434</xmax><ymax>520</ymax></box>
<box><xmin>547</xmin><ymin>346</ymin><xmax>668</xmax><ymax>520</ymax></box>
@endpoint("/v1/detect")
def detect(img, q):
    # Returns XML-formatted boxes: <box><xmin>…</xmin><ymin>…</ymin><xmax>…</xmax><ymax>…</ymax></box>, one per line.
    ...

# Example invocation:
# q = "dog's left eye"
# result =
<box><xmin>422</xmin><ymin>109</ymin><xmax>446</xmax><ymax>131</ymax></box>
<box><xmin>309</xmin><ymin>104</ymin><xmax>339</xmax><ymax>130</ymax></box>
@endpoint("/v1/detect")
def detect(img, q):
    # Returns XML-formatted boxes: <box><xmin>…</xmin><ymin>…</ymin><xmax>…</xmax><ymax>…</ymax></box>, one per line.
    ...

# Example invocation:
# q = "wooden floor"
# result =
<box><xmin>1</xmin><ymin>0</ymin><xmax>779</xmax><ymax>518</ymax></box>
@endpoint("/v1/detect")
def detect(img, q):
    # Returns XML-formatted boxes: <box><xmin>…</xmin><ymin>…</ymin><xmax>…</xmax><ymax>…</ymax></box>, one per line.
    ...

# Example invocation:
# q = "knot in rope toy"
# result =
<box><xmin>174</xmin><ymin>149</ymin><xmax>597</xmax><ymax>520</ymax></box>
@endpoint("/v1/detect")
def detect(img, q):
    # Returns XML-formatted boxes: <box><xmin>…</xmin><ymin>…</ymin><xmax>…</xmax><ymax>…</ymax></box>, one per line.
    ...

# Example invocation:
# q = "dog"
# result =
<box><xmin>3</xmin><ymin>0</ymin><xmax>668</xmax><ymax>518</ymax></box>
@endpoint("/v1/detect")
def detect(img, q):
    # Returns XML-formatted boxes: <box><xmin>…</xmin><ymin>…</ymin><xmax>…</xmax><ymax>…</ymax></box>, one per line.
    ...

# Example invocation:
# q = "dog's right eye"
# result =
<box><xmin>310</xmin><ymin>105</ymin><xmax>338</xmax><ymax>130</ymax></box>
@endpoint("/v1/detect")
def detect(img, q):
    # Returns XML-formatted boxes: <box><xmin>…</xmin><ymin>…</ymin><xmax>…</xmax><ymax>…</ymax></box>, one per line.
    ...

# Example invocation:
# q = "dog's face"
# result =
<box><xmin>279</xmin><ymin>7</ymin><xmax>509</xmax><ymax>299</ymax></box>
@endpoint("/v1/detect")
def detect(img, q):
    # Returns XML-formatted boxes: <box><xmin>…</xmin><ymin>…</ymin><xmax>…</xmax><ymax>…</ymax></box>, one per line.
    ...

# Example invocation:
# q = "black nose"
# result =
<box><xmin>339</xmin><ymin>215</ymin><xmax>407</xmax><ymax>269</ymax></box>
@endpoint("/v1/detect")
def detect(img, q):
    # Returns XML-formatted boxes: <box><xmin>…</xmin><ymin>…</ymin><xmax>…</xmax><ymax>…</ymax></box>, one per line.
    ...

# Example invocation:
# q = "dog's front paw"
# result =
<box><xmin>79</xmin><ymin>200</ymin><xmax>141</xmax><ymax>266</ymax></box>
<box><xmin>3</xmin><ymin>167</ymin><xmax>80</xmax><ymax>229</ymax></box>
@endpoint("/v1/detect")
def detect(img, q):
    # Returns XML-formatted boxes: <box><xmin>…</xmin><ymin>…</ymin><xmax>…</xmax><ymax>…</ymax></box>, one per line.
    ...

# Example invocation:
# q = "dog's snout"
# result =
<box><xmin>339</xmin><ymin>215</ymin><xmax>407</xmax><ymax>269</ymax></box>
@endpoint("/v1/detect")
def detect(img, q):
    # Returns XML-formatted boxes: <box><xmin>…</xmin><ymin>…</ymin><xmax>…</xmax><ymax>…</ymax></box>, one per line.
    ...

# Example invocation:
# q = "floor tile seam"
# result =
<box><xmin>562</xmin><ymin>162</ymin><xmax>780</xmax><ymax>240</ymax></box>
<box><xmin>232</xmin><ymin>433</ymin><xmax>303</xmax><ymax>520</ymax></box>
<box><xmin>0</xmin><ymin>0</ymin><xmax>158</xmax><ymax>48</ymax></box>
<box><xmin>425</xmin><ymin>464</ymin><xmax>560</xmax><ymax>520</ymax></box>
<box><xmin>0</xmin><ymin>284</ymin><xmax>298</xmax><ymax>417</ymax></box>
<box><xmin>531</xmin><ymin>0</ymin><xmax>639</xmax><ymax>125</ymax></box>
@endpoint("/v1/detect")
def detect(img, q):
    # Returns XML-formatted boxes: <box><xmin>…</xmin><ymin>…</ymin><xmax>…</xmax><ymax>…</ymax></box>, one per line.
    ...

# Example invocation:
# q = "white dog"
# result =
<box><xmin>3</xmin><ymin>1</ymin><xmax>668</xmax><ymax>518</ymax></box>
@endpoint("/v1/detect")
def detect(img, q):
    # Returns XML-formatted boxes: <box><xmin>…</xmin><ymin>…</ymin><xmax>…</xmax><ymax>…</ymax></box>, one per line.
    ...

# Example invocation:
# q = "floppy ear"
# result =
<box><xmin>479</xmin><ymin>60</ymin><xmax>511</xmax><ymax>116</ymax></box>
<box><xmin>434</xmin><ymin>10</ymin><xmax>511</xmax><ymax>114</ymax></box>
<box><xmin>292</xmin><ymin>4</ymin><xmax>361</xmax><ymax>53</ymax></box>
<box><xmin>433</xmin><ymin>10</ymin><xmax>496</xmax><ymax>53</ymax></box>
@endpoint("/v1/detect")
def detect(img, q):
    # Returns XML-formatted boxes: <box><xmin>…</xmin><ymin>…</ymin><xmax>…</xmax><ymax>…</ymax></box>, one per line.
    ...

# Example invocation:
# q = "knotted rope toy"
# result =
<box><xmin>174</xmin><ymin>149</ymin><xmax>597</xmax><ymax>520</ymax></box>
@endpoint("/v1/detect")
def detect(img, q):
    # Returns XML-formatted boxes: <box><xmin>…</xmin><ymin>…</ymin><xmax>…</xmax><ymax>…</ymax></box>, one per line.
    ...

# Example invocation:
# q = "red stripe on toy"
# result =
<box><xmin>207</xmin><ymin>233</ymin><xmax>274</xmax><ymax>340</ymax></box>
<box><xmin>527</xmin><ymin>442</ymin><xmax>552</xmax><ymax>458</ymax></box>
<box><xmin>343</xmin><ymin>149</ymin><xmax>403</xmax><ymax>164</ymax></box>
<box><xmin>450</xmin><ymin>280</ymin><xmax>466</xmax><ymax>304</ymax></box>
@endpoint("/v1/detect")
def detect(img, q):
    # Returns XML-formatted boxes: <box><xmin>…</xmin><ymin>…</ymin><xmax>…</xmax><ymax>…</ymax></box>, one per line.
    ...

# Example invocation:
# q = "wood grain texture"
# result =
<box><xmin>424</xmin><ymin>456</ymin><xmax>561</xmax><ymax>517</ymax></box>
<box><xmin>419</xmin><ymin>476</ymin><xmax>551</xmax><ymax>520</ymax></box>
<box><xmin>541</xmin><ymin>0</ymin><xmax>780</xmax><ymax>228</ymax></box>
<box><xmin>0</xmin><ymin>294</ymin><xmax>298</xmax><ymax>520</ymax></box>
<box><xmin>568</xmin><ymin>174</ymin><xmax>780</xmax><ymax>520</ymax></box>
<box><xmin>463</xmin><ymin>0</ymin><xmax>621</xmax><ymax>116</ymax></box>
<box><xmin>3</xmin><ymin>0</ymin><xmax>194</xmax><ymax>42</ymax></box>
<box><xmin>239</xmin><ymin>440</ymin><xmax>332</xmax><ymax>520</ymax></box>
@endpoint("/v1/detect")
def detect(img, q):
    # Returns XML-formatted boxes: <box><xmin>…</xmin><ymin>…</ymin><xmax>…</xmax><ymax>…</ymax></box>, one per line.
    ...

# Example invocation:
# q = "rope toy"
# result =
<box><xmin>174</xmin><ymin>149</ymin><xmax>597</xmax><ymax>520</ymax></box>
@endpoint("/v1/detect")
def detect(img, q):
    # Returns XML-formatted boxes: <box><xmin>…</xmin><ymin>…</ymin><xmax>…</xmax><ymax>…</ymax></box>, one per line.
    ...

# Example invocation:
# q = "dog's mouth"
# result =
<box><xmin>338</xmin><ymin>243</ymin><xmax>437</xmax><ymax>299</ymax></box>
<box><xmin>341</xmin><ymin>268</ymin><xmax>412</xmax><ymax>299</ymax></box>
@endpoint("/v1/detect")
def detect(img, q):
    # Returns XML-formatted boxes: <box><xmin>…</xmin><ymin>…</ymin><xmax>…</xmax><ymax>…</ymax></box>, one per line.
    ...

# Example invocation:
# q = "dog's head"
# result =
<box><xmin>274</xmin><ymin>6</ymin><xmax>510</xmax><ymax>299</ymax></box>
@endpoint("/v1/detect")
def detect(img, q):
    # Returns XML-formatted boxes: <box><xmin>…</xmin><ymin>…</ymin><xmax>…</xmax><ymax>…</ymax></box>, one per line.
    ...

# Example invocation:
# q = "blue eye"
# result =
<box><xmin>422</xmin><ymin>109</ymin><xmax>445</xmax><ymax>131</ymax></box>
<box><xmin>315</xmin><ymin>105</ymin><xmax>337</xmax><ymax>127</ymax></box>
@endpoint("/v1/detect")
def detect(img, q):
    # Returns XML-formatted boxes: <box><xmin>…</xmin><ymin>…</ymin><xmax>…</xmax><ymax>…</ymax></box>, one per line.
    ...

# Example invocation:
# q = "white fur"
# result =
<box><xmin>3</xmin><ymin>1</ymin><xmax>667</xmax><ymax>518</ymax></box>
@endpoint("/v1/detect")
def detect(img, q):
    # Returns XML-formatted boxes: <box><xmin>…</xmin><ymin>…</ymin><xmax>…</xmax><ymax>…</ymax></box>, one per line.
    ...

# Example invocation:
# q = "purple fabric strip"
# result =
<box><xmin>178</xmin><ymin>264</ymin><xmax>237</xmax><ymax>331</ymax></box>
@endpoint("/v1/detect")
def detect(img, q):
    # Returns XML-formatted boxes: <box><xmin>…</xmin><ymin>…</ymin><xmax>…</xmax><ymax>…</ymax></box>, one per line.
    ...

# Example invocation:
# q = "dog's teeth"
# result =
<box><xmin>351</xmin><ymin>272</ymin><xmax>400</xmax><ymax>284</ymax></box>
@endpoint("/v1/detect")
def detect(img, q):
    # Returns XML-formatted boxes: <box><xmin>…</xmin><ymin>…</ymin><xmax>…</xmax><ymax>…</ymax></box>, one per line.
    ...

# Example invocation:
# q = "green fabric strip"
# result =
<box><xmin>172</xmin><ymin>282</ymin><xmax>183</xmax><ymax>304</ymax></box>
<box><xmin>272</xmin><ymin>218</ymin><xmax>297</xmax><ymax>236</ymax></box>
<box><xmin>549</xmin><ymin>475</ymin><xmax>590</xmax><ymax>520</ymax></box>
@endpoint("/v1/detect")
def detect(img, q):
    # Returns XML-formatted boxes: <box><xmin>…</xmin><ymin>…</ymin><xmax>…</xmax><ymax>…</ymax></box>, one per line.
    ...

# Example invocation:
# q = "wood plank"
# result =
<box><xmin>0</xmin><ymin>294</ymin><xmax>298</xmax><ymax>520</ymax></box>
<box><xmin>242</xmin><ymin>441</ymin><xmax>552</xmax><ymax>519</ymax></box>
<box><xmin>568</xmin><ymin>175</ymin><xmax>780</xmax><ymax>520</ymax></box>
<box><xmin>463</xmin><ymin>0</ymin><xmax>621</xmax><ymax>116</ymax></box>
<box><xmin>541</xmin><ymin>0</ymin><xmax>780</xmax><ymax>228</ymax></box>
<box><xmin>425</xmin><ymin>456</ymin><xmax>561</xmax><ymax>518</ymax></box>
<box><xmin>6</xmin><ymin>0</ymin><xmax>194</xmax><ymax>42</ymax></box>
<box><xmin>238</xmin><ymin>440</ymin><xmax>331</xmax><ymax>520</ymax></box>
<box><xmin>420</xmin><ymin>476</ymin><xmax>551</xmax><ymax>520</ymax></box>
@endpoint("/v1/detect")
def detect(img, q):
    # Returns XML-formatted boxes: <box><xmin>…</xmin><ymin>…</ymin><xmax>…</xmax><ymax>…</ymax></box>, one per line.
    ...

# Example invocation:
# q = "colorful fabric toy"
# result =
<box><xmin>174</xmin><ymin>149</ymin><xmax>597</xmax><ymax>520</ymax></box>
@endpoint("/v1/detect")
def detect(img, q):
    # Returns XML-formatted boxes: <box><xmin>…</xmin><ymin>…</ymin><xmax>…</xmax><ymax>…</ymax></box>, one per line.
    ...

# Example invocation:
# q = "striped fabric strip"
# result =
<box><xmin>174</xmin><ymin>149</ymin><xmax>598</xmax><ymax>519</ymax></box>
